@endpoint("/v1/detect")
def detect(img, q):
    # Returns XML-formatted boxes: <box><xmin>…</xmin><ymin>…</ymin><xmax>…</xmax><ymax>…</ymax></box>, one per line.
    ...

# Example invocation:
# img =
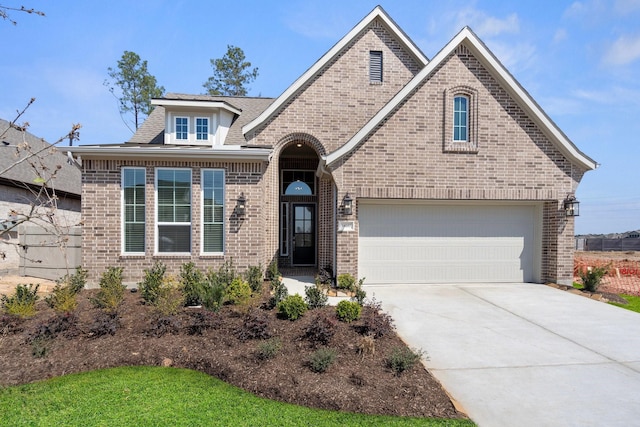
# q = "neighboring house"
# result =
<box><xmin>0</xmin><ymin>118</ymin><xmax>81</xmax><ymax>275</ymax></box>
<box><xmin>67</xmin><ymin>6</ymin><xmax>596</xmax><ymax>286</ymax></box>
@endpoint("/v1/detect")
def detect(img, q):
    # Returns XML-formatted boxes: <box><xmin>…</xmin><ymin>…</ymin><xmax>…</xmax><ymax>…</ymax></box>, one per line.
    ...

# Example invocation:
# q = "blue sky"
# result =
<box><xmin>1</xmin><ymin>0</ymin><xmax>639</xmax><ymax>235</ymax></box>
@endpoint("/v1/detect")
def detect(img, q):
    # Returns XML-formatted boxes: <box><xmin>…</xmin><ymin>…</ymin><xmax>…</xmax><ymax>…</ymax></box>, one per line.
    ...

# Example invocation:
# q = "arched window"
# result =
<box><xmin>285</xmin><ymin>180</ymin><xmax>312</xmax><ymax>195</ymax></box>
<box><xmin>453</xmin><ymin>95</ymin><xmax>468</xmax><ymax>142</ymax></box>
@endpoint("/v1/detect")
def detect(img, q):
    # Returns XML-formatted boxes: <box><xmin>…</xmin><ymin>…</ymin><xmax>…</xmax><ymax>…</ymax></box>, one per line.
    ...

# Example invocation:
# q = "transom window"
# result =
<box><xmin>281</xmin><ymin>170</ymin><xmax>315</xmax><ymax>195</ymax></box>
<box><xmin>156</xmin><ymin>168</ymin><xmax>191</xmax><ymax>253</ymax></box>
<box><xmin>175</xmin><ymin>117</ymin><xmax>188</xmax><ymax>140</ymax></box>
<box><xmin>122</xmin><ymin>167</ymin><xmax>145</xmax><ymax>254</ymax></box>
<box><xmin>201</xmin><ymin>169</ymin><xmax>225</xmax><ymax>254</ymax></box>
<box><xmin>196</xmin><ymin>117</ymin><xmax>209</xmax><ymax>141</ymax></box>
<box><xmin>453</xmin><ymin>95</ymin><xmax>468</xmax><ymax>142</ymax></box>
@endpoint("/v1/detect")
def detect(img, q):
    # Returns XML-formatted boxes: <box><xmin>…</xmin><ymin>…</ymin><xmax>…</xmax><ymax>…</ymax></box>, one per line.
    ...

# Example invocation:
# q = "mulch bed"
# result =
<box><xmin>0</xmin><ymin>288</ymin><xmax>465</xmax><ymax>420</ymax></box>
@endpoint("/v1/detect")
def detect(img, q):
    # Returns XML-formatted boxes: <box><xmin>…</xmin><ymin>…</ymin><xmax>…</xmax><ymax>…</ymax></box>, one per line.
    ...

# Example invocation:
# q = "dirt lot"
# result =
<box><xmin>575</xmin><ymin>251</ymin><xmax>640</xmax><ymax>296</ymax></box>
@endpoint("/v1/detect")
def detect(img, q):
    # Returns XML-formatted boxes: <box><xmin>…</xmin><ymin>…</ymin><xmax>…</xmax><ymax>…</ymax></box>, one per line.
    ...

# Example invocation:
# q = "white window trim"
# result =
<box><xmin>280</xmin><ymin>202</ymin><xmax>289</xmax><ymax>256</ymax></box>
<box><xmin>154</xmin><ymin>167</ymin><xmax>192</xmax><ymax>255</ymax></box>
<box><xmin>195</xmin><ymin>116</ymin><xmax>210</xmax><ymax>141</ymax></box>
<box><xmin>121</xmin><ymin>167</ymin><xmax>146</xmax><ymax>256</ymax></box>
<box><xmin>175</xmin><ymin>116</ymin><xmax>189</xmax><ymax>141</ymax></box>
<box><xmin>200</xmin><ymin>168</ymin><xmax>225</xmax><ymax>256</ymax></box>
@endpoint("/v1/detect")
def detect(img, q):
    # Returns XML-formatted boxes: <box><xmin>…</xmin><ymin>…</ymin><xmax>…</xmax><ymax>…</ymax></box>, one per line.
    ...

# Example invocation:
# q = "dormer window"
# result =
<box><xmin>175</xmin><ymin>117</ymin><xmax>189</xmax><ymax>140</ymax></box>
<box><xmin>152</xmin><ymin>98</ymin><xmax>242</xmax><ymax>146</ymax></box>
<box><xmin>196</xmin><ymin>117</ymin><xmax>209</xmax><ymax>141</ymax></box>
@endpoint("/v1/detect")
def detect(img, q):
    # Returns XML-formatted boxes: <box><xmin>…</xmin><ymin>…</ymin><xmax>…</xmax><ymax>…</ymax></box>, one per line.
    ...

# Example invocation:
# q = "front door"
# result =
<box><xmin>292</xmin><ymin>204</ymin><xmax>315</xmax><ymax>265</ymax></box>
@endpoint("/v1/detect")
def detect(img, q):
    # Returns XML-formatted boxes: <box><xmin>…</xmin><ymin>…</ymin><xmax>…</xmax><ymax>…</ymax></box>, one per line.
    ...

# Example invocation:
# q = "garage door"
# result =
<box><xmin>358</xmin><ymin>201</ymin><xmax>541</xmax><ymax>284</ymax></box>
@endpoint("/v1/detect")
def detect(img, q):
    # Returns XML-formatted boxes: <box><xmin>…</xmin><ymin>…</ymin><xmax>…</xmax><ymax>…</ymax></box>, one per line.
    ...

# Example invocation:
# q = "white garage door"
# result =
<box><xmin>358</xmin><ymin>201</ymin><xmax>541</xmax><ymax>284</ymax></box>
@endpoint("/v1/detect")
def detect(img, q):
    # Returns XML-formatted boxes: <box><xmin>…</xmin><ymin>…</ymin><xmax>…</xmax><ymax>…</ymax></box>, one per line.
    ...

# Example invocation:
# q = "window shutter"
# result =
<box><xmin>369</xmin><ymin>51</ymin><xmax>383</xmax><ymax>82</ymax></box>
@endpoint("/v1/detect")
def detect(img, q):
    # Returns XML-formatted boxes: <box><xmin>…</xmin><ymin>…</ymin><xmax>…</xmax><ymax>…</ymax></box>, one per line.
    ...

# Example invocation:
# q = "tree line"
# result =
<box><xmin>105</xmin><ymin>46</ymin><xmax>259</xmax><ymax>132</ymax></box>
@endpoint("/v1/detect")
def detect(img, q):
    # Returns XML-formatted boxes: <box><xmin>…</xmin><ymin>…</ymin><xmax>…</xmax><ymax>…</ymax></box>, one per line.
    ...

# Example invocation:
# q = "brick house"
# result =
<box><xmin>67</xmin><ymin>6</ymin><xmax>596</xmax><ymax>286</ymax></box>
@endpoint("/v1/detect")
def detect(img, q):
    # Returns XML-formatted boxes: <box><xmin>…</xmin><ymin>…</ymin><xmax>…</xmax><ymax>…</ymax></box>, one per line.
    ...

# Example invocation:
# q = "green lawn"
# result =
<box><xmin>0</xmin><ymin>367</ymin><xmax>475</xmax><ymax>427</ymax></box>
<box><xmin>609</xmin><ymin>294</ymin><xmax>640</xmax><ymax>313</ymax></box>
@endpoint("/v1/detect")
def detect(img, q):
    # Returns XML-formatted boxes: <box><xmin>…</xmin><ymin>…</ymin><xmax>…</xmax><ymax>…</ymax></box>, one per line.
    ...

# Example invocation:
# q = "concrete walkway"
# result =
<box><xmin>364</xmin><ymin>283</ymin><xmax>640</xmax><ymax>427</ymax></box>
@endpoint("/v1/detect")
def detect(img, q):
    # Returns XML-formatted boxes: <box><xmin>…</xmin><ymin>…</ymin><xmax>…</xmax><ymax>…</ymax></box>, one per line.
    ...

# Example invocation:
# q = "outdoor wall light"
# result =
<box><xmin>237</xmin><ymin>193</ymin><xmax>246</xmax><ymax>216</ymax></box>
<box><xmin>343</xmin><ymin>193</ymin><xmax>353</xmax><ymax>216</ymax></box>
<box><xmin>563</xmin><ymin>194</ymin><xmax>579</xmax><ymax>217</ymax></box>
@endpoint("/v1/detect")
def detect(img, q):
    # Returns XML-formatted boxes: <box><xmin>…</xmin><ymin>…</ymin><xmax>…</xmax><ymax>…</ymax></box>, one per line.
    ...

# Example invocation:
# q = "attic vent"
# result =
<box><xmin>369</xmin><ymin>51</ymin><xmax>383</xmax><ymax>83</ymax></box>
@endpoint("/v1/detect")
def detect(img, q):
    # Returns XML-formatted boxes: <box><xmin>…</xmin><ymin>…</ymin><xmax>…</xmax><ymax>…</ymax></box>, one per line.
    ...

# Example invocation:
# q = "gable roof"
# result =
<box><xmin>130</xmin><ymin>93</ymin><xmax>275</xmax><ymax>146</ymax></box>
<box><xmin>322</xmin><ymin>27</ymin><xmax>598</xmax><ymax>171</ymax></box>
<box><xmin>242</xmin><ymin>5</ymin><xmax>429</xmax><ymax>138</ymax></box>
<box><xmin>0</xmin><ymin>118</ymin><xmax>81</xmax><ymax>197</ymax></box>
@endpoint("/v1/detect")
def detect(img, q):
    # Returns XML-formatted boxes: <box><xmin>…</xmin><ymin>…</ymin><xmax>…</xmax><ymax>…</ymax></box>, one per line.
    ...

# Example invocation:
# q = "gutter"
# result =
<box><xmin>66</xmin><ymin>145</ymin><xmax>272</xmax><ymax>162</ymax></box>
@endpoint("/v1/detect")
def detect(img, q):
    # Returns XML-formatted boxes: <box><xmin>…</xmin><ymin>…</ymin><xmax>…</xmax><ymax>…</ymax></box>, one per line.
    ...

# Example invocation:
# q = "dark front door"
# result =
<box><xmin>292</xmin><ymin>204</ymin><xmax>315</xmax><ymax>265</ymax></box>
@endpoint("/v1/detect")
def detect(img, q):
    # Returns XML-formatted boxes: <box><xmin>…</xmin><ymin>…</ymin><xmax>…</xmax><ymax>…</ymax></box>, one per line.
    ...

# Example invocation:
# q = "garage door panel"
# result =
<box><xmin>358</xmin><ymin>203</ymin><xmax>540</xmax><ymax>284</ymax></box>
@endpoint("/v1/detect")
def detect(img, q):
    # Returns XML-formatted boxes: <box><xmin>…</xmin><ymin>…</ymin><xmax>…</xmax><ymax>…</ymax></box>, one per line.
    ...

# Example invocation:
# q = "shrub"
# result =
<box><xmin>89</xmin><ymin>311</ymin><xmax>119</xmax><ymax>337</ymax></box>
<box><xmin>256</xmin><ymin>337</ymin><xmax>281</xmax><ymax>360</ymax></box>
<box><xmin>308</xmin><ymin>347</ymin><xmax>337</xmax><ymax>373</ymax></box>
<box><xmin>337</xmin><ymin>273</ymin><xmax>356</xmax><ymax>292</ymax></box>
<box><xmin>387</xmin><ymin>347</ymin><xmax>425</xmax><ymax>376</ymax></box>
<box><xmin>268</xmin><ymin>278</ymin><xmax>288</xmax><ymax>309</ymax></box>
<box><xmin>225</xmin><ymin>277</ymin><xmax>252</xmax><ymax>306</ymax></box>
<box><xmin>351</xmin><ymin>281</ymin><xmax>367</xmax><ymax>306</ymax></box>
<box><xmin>139</xmin><ymin>261</ymin><xmax>166</xmax><ymax>304</ymax></box>
<box><xmin>580</xmin><ymin>265</ymin><xmax>609</xmax><ymax>292</ymax></box>
<box><xmin>1</xmin><ymin>284</ymin><xmax>39</xmax><ymax>318</ymax></box>
<box><xmin>360</xmin><ymin>299</ymin><xmax>395</xmax><ymax>338</ymax></box>
<box><xmin>186</xmin><ymin>310</ymin><xmax>220</xmax><ymax>335</ymax></box>
<box><xmin>216</xmin><ymin>259</ymin><xmax>238</xmax><ymax>287</ymax></box>
<box><xmin>277</xmin><ymin>294</ymin><xmax>308</xmax><ymax>320</ymax></box>
<box><xmin>146</xmin><ymin>316</ymin><xmax>182</xmax><ymax>337</ymax></box>
<box><xmin>57</xmin><ymin>266</ymin><xmax>88</xmax><ymax>295</ymax></box>
<box><xmin>317</xmin><ymin>265</ymin><xmax>334</xmax><ymax>286</ymax></box>
<box><xmin>335</xmin><ymin>300</ymin><xmax>361</xmax><ymax>323</ymax></box>
<box><xmin>45</xmin><ymin>283</ymin><xmax>78</xmax><ymax>314</ymax></box>
<box><xmin>200</xmin><ymin>279</ymin><xmax>226</xmax><ymax>312</ymax></box>
<box><xmin>305</xmin><ymin>285</ymin><xmax>328</xmax><ymax>309</ymax></box>
<box><xmin>244</xmin><ymin>265</ymin><xmax>264</xmax><ymax>293</ymax></box>
<box><xmin>180</xmin><ymin>262</ymin><xmax>206</xmax><ymax>306</ymax></box>
<box><xmin>153</xmin><ymin>275</ymin><xmax>184</xmax><ymax>316</ymax></box>
<box><xmin>90</xmin><ymin>267</ymin><xmax>125</xmax><ymax>313</ymax></box>
<box><xmin>237</xmin><ymin>309</ymin><xmax>271</xmax><ymax>341</ymax></box>
<box><xmin>303</xmin><ymin>313</ymin><xmax>337</xmax><ymax>347</ymax></box>
<box><xmin>266</xmin><ymin>260</ymin><xmax>280</xmax><ymax>281</ymax></box>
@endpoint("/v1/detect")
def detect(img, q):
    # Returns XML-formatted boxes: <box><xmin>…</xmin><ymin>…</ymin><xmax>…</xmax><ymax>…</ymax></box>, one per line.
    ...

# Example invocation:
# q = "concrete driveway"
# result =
<box><xmin>364</xmin><ymin>283</ymin><xmax>640</xmax><ymax>427</ymax></box>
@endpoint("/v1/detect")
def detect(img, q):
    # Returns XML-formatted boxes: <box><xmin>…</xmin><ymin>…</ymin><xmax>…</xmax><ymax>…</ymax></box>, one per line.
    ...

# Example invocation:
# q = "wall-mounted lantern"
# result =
<box><xmin>563</xmin><ymin>194</ymin><xmax>579</xmax><ymax>217</ymax></box>
<box><xmin>237</xmin><ymin>192</ymin><xmax>246</xmax><ymax>216</ymax></box>
<box><xmin>343</xmin><ymin>193</ymin><xmax>353</xmax><ymax>216</ymax></box>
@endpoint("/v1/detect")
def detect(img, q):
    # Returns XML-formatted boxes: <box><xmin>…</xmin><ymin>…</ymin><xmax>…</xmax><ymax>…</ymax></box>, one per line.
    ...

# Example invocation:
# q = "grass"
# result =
<box><xmin>0</xmin><ymin>366</ymin><xmax>475</xmax><ymax>427</ymax></box>
<box><xmin>609</xmin><ymin>294</ymin><xmax>640</xmax><ymax>313</ymax></box>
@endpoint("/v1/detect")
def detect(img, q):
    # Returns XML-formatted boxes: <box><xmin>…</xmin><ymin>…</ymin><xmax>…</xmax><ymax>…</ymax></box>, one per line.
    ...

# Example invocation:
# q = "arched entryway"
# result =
<box><xmin>278</xmin><ymin>143</ymin><xmax>320</xmax><ymax>268</ymax></box>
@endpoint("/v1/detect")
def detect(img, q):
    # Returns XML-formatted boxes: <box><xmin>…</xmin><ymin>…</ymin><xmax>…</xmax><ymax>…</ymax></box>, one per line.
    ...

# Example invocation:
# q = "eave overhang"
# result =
<box><xmin>66</xmin><ymin>145</ymin><xmax>271</xmax><ymax>161</ymax></box>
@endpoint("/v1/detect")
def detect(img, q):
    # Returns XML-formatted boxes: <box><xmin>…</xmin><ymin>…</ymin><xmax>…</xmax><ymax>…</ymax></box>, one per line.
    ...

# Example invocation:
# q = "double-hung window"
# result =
<box><xmin>175</xmin><ymin>117</ymin><xmax>188</xmax><ymax>140</ymax></box>
<box><xmin>122</xmin><ymin>167</ymin><xmax>146</xmax><ymax>254</ymax></box>
<box><xmin>201</xmin><ymin>169</ymin><xmax>225</xmax><ymax>254</ymax></box>
<box><xmin>156</xmin><ymin>168</ymin><xmax>191</xmax><ymax>253</ymax></box>
<box><xmin>196</xmin><ymin>117</ymin><xmax>209</xmax><ymax>141</ymax></box>
<box><xmin>453</xmin><ymin>95</ymin><xmax>468</xmax><ymax>142</ymax></box>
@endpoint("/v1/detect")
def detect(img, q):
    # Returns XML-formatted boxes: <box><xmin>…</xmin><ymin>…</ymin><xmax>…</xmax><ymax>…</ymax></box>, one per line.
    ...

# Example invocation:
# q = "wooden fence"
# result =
<box><xmin>18</xmin><ymin>225</ymin><xmax>81</xmax><ymax>280</ymax></box>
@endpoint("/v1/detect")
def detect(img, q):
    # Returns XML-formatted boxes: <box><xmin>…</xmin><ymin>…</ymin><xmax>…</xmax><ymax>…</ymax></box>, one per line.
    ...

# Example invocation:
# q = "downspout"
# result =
<box><xmin>66</xmin><ymin>151</ymin><xmax>82</xmax><ymax>170</ymax></box>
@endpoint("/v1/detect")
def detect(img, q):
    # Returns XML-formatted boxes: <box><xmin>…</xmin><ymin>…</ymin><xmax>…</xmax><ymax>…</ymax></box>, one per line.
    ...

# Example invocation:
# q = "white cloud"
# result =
<box><xmin>553</xmin><ymin>28</ymin><xmax>568</xmax><ymax>43</ymax></box>
<box><xmin>603</xmin><ymin>34</ymin><xmax>640</xmax><ymax>65</ymax></box>
<box><xmin>615</xmin><ymin>0</ymin><xmax>640</xmax><ymax>14</ymax></box>
<box><xmin>454</xmin><ymin>8</ymin><xmax>520</xmax><ymax>37</ymax></box>
<box><xmin>487</xmin><ymin>40</ymin><xmax>537</xmax><ymax>73</ymax></box>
